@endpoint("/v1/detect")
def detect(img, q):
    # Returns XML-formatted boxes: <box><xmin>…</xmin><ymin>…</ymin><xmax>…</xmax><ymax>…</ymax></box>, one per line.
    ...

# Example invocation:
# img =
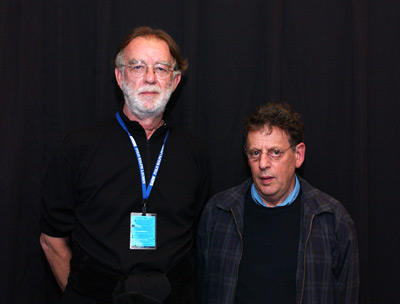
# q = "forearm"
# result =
<box><xmin>40</xmin><ymin>233</ymin><xmax>72</xmax><ymax>291</ymax></box>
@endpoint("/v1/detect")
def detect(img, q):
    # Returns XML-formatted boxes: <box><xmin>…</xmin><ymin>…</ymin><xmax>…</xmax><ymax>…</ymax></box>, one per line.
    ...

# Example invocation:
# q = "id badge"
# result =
<box><xmin>130</xmin><ymin>212</ymin><xmax>157</xmax><ymax>250</ymax></box>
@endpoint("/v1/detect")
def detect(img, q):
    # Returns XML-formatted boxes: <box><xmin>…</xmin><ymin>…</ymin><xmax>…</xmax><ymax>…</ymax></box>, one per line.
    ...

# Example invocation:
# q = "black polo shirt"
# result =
<box><xmin>41</xmin><ymin>110</ymin><xmax>210</xmax><ymax>277</ymax></box>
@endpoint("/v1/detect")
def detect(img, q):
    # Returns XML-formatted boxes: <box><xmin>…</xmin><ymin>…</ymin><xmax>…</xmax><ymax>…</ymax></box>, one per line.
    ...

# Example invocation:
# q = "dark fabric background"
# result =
<box><xmin>1</xmin><ymin>1</ymin><xmax>399</xmax><ymax>303</ymax></box>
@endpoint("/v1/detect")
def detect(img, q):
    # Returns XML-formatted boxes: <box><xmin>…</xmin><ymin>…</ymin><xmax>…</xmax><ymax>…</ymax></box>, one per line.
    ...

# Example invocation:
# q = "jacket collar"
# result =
<box><xmin>215</xmin><ymin>178</ymin><xmax>252</xmax><ymax>211</ymax></box>
<box><xmin>215</xmin><ymin>176</ymin><xmax>336</xmax><ymax>216</ymax></box>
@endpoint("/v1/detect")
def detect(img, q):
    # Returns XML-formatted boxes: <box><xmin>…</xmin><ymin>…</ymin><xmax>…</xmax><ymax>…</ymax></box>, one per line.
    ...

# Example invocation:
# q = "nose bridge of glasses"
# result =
<box><xmin>259</xmin><ymin>149</ymin><xmax>280</xmax><ymax>161</ymax></box>
<box><xmin>145</xmin><ymin>64</ymin><xmax>156</xmax><ymax>75</ymax></box>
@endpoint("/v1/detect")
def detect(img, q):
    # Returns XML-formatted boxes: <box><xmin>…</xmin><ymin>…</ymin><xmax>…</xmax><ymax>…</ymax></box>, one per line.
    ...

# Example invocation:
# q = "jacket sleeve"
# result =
<box><xmin>196</xmin><ymin>202</ymin><xmax>212</xmax><ymax>304</ymax></box>
<box><xmin>333</xmin><ymin>207</ymin><xmax>359</xmax><ymax>303</ymax></box>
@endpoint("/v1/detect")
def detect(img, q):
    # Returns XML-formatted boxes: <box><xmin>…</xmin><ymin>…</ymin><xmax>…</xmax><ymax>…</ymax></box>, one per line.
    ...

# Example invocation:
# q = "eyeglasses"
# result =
<box><xmin>122</xmin><ymin>61</ymin><xmax>174</xmax><ymax>79</ymax></box>
<box><xmin>245</xmin><ymin>145</ymin><xmax>295</xmax><ymax>161</ymax></box>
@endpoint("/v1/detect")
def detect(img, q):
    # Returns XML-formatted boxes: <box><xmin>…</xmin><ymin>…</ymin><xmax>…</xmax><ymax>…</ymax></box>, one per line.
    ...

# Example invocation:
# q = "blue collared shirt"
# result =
<box><xmin>251</xmin><ymin>175</ymin><xmax>300</xmax><ymax>208</ymax></box>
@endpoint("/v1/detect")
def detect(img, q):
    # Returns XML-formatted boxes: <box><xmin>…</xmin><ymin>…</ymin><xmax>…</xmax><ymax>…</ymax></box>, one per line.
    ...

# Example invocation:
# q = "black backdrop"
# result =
<box><xmin>1</xmin><ymin>1</ymin><xmax>399</xmax><ymax>303</ymax></box>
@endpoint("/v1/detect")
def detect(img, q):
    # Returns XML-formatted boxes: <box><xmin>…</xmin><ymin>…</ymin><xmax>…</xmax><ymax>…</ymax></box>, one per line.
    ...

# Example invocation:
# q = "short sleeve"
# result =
<box><xmin>40</xmin><ymin>144</ymin><xmax>76</xmax><ymax>237</ymax></box>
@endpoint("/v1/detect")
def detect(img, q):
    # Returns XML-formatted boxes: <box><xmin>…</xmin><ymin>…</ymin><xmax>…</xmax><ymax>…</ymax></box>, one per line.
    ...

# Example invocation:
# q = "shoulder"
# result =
<box><xmin>57</xmin><ymin>117</ymin><xmax>124</xmax><ymax>166</ymax></box>
<box><xmin>300</xmin><ymin>177</ymin><xmax>341</xmax><ymax>211</ymax></box>
<box><xmin>199</xmin><ymin>179</ymin><xmax>251</xmax><ymax>236</ymax></box>
<box><xmin>206</xmin><ymin>178</ymin><xmax>252</xmax><ymax>211</ymax></box>
<box><xmin>299</xmin><ymin>177</ymin><xmax>356</xmax><ymax>230</ymax></box>
<box><xmin>167</xmin><ymin>126</ymin><xmax>208</xmax><ymax>153</ymax></box>
<box><xmin>62</xmin><ymin>117</ymin><xmax>120</xmax><ymax>147</ymax></box>
<box><xmin>165</xmin><ymin>126</ymin><xmax>210</xmax><ymax>168</ymax></box>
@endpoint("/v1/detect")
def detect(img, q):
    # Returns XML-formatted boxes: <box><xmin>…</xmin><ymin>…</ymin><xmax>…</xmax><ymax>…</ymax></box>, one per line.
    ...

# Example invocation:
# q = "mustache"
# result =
<box><xmin>137</xmin><ymin>85</ymin><xmax>161</xmax><ymax>94</ymax></box>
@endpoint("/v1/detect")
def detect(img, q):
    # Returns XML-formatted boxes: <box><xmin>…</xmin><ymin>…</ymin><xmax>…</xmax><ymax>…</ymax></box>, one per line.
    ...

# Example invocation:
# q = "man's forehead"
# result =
<box><xmin>247</xmin><ymin>126</ymin><xmax>289</xmax><ymax>145</ymax></box>
<box><xmin>124</xmin><ymin>37</ymin><xmax>172</xmax><ymax>61</ymax></box>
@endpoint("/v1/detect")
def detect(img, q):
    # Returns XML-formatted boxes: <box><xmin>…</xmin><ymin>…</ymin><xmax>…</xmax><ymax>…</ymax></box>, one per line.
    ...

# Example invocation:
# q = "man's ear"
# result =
<box><xmin>171</xmin><ymin>73</ymin><xmax>181</xmax><ymax>92</ymax></box>
<box><xmin>295</xmin><ymin>143</ymin><xmax>306</xmax><ymax>168</ymax></box>
<box><xmin>115</xmin><ymin>67</ymin><xmax>123</xmax><ymax>90</ymax></box>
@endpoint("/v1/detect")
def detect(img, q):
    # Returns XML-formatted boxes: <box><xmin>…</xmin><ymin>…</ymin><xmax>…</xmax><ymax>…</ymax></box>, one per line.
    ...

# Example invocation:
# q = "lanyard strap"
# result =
<box><xmin>116</xmin><ymin>112</ymin><xmax>169</xmax><ymax>213</ymax></box>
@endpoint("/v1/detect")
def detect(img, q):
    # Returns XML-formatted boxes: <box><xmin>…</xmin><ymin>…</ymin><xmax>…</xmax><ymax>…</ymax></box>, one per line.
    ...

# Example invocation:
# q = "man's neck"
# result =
<box><xmin>123</xmin><ymin>106</ymin><xmax>164</xmax><ymax>139</ymax></box>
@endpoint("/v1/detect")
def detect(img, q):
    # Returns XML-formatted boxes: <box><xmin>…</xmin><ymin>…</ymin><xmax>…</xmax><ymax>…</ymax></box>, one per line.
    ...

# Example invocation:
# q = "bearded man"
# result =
<box><xmin>40</xmin><ymin>26</ymin><xmax>210</xmax><ymax>304</ymax></box>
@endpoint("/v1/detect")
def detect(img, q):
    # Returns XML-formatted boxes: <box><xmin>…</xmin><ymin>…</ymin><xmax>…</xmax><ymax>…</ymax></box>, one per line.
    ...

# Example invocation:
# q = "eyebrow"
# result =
<box><xmin>248</xmin><ymin>146</ymin><xmax>283</xmax><ymax>151</ymax></box>
<box><xmin>127</xmin><ymin>59</ymin><xmax>142</xmax><ymax>65</ymax></box>
<box><xmin>127</xmin><ymin>59</ymin><xmax>171</xmax><ymax>66</ymax></box>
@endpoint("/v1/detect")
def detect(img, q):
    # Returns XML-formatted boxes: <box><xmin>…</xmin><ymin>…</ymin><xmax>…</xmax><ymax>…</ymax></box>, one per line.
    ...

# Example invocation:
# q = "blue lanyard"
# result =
<box><xmin>116</xmin><ymin>112</ymin><xmax>169</xmax><ymax>214</ymax></box>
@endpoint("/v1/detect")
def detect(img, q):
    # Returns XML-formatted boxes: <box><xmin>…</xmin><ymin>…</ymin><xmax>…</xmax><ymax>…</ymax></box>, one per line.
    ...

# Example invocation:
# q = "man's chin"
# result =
<box><xmin>137</xmin><ymin>96</ymin><xmax>157</xmax><ymax>104</ymax></box>
<box><xmin>124</xmin><ymin>96</ymin><xmax>168</xmax><ymax>119</ymax></box>
<box><xmin>132</xmin><ymin>107</ymin><xmax>165</xmax><ymax>120</ymax></box>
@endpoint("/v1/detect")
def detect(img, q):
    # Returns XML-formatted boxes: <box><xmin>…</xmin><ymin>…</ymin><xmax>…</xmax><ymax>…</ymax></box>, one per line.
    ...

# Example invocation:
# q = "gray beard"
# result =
<box><xmin>122</xmin><ymin>80</ymin><xmax>173</xmax><ymax>120</ymax></box>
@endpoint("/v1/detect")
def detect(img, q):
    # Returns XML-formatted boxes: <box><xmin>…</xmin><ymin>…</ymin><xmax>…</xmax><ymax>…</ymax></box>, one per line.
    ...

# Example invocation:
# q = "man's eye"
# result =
<box><xmin>271</xmin><ymin>149</ymin><xmax>282</xmax><ymax>156</ymax></box>
<box><xmin>131</xmin><ymin>64</ymin><xmax>145</xmax><ymax>71</ymax></box>
<box><xmin>155</xmin><ymin>66</ymin><xmax>167</xmax><ymax>72</ymax></box>
<box><xmin>250</xmin><ymin>150</ymin><xmax>260</xmax><ymax>157</ymax></box>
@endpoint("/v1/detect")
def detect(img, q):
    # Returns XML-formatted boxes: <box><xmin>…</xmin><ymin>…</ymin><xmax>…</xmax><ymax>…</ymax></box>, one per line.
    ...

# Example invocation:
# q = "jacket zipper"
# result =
<box><xmin>231</xmin><ymin>208</ymin><xmax>243</xmax><ymax>304</ymax></box>
<box><xmin>299</xmin><ymin>214</ymin><xmax>315</xmax><ymax>304</ymax></box>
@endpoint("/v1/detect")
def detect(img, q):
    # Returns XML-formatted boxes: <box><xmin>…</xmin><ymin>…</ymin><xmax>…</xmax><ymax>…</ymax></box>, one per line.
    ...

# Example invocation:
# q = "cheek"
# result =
<box><xmin>131</xmin><ymin>78</ymin><xmax>142</xmax><ymax>88</ymax></box>
<box><xmin>248</xmin><ymin>161</ymin><xmax>258</xmax><ymax>174</ymax></box>
<box><xmin>276</xmin><ymin>161</ymin><xmax>296</xmax><ymax>181</ymax></box>
<box><xmin>163</xmin><ymin>79</ymin><xmax>174</xmax><ymax>92</ymax></box>
<box><xmin>125</xmin><ymin>73</ymin><xmax>141</xmax><ymax>85</ymax></box>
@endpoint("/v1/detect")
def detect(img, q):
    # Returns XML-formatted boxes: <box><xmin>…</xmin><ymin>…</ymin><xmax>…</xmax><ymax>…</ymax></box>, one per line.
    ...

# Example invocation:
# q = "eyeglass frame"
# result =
<box><xmin>244</xmin><ymin>144</ymin><xmax>298</xmax><ymax>161</ymax></box>
<box><xmin>120</xmin><ymin>60</ymin><xmax>178</xmax><ymax>79</ymax></box>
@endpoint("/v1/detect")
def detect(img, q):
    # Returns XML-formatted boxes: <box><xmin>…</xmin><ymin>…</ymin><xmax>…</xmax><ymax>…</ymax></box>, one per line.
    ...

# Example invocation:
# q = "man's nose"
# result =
<box><xmin>259</xmin><ymin>153</ymin><xmax>271</xmax><ymax>169</ymax></box>
<box><xmin>144</xmin><ymin>66</ymin><xmax>156</xmax><ymax>83</ymax></box>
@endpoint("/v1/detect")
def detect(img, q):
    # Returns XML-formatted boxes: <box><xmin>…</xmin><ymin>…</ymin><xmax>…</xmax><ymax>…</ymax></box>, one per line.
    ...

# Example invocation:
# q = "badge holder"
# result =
<box><xmin>130</xmin><ymin>210</ymin><xmax>157</xmax><ymax>250</ymax></box>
